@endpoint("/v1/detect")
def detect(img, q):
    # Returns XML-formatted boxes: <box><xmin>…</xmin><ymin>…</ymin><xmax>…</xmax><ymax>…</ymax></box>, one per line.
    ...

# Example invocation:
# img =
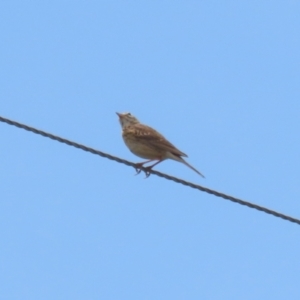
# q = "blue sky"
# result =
<box><xmin>1</xmin><ymin>1</ymin><xmax>300</xmax><ymax>299</ymax></box>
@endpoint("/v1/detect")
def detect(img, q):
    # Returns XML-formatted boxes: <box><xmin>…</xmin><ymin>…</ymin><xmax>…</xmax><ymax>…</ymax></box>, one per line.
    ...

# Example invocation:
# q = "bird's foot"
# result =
<box><xmin>143</xmin><ymin>167</ymin><xmax>152</xmax><ymax>179</ymax></box>
<box><xmin>134</xmin><ymin>163</ymin><xmax>152</xmax><ymax>178</ymax></box>
<box><xmin>134</xmin><ymin>163</ymin><xmax>144</xmax><ymax>176</ymax></box>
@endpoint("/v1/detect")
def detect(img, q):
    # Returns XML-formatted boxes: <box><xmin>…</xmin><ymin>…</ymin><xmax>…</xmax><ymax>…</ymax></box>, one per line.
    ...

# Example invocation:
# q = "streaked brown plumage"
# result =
<box><xmin>116</xmin><ymin>112</ymin><xmax>204</xmax><ymax>178</ymax></box>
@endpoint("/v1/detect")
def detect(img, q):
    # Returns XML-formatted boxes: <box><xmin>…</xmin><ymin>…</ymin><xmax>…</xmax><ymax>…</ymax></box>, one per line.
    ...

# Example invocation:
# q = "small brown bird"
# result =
<box><xmin>116</xmin><ymin>112</ymin><xmax>204</xmax><ymax>178</ymax></box>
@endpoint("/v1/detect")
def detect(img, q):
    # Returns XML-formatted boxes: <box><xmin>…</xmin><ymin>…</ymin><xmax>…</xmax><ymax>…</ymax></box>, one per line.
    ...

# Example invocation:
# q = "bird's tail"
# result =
<box><xmin>168</xmin><ymin>152</ymin><xmax>205</xmax><ymax>178</ymax></box>
<box><xmin>180</xmin><ymin>158</ymin><xmax>205</xmax><ymax>178</ymax></box>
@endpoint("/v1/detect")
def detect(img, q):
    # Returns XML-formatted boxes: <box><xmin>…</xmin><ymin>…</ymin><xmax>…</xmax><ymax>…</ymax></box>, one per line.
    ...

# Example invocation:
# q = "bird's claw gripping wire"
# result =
<box><xmin>134</xmin><ymin>164</ymin><xmax>152</xmax><ymax>178</ymax></box>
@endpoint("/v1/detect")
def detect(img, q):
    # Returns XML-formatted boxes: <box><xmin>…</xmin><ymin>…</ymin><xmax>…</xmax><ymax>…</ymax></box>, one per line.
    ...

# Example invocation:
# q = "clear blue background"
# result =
<box><xmin>1</xmin><ymin>1</ymin><xmax>300</xmax><ymax>299</ymax></box>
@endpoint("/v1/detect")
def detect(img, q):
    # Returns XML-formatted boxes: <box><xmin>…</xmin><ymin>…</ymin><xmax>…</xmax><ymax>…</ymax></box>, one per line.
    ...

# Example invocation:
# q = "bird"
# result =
<box><xmin>116</xmin><ymin>112</ymin><xmax>205</xmax><ymax>178</ymax></box>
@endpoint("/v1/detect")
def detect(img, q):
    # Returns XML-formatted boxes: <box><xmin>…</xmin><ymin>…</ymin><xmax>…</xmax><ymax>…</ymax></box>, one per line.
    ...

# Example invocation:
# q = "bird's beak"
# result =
<box><xmin>116</xmin><ymin>112</ymin><xmax>121</xmax><ymax>118</ymax></box>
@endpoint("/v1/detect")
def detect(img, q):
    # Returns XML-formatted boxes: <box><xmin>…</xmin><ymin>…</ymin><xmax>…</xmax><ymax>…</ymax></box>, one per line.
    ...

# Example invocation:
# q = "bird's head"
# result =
<box><xmin>116</xmin><ymin>112</ymin><xmax>140</xmax><ymax>128</ymax></box>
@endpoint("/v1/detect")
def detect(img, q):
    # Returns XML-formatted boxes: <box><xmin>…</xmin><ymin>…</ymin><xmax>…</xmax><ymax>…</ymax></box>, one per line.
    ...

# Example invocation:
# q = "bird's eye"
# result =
<box><xmin>128</xmin><ymin>113</ymin><xmax>131</xmax><ymax>116</ymax></box>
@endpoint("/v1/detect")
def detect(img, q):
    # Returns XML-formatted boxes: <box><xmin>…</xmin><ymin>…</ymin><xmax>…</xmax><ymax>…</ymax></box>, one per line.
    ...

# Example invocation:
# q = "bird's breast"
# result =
<box><xmin>122</xmin><ymin>130</ymin><xmax>164</xmax><ymax>159</ymax></box>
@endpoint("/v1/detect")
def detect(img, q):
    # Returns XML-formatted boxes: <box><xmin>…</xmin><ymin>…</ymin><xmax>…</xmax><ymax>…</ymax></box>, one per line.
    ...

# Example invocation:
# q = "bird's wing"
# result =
<box><xmin>128</xmin><ymin>123</ymin><xmax>188</xmax><ymax>157</ymax></box>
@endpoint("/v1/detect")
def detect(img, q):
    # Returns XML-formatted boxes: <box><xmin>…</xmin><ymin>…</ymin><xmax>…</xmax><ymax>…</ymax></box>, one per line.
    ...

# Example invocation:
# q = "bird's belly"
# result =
<box><xmin>123</xmin><ymin>136</ymin><xmax>163</xmax><ymax>159</ymax></box>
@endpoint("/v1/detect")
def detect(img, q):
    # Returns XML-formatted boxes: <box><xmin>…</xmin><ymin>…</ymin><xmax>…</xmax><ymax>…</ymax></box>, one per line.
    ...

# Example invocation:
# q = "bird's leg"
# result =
<box><xmin>134</xmin><ymin>160</ymin><xmax>155</xmax><ymax>175</ymax></box>
<box><xmin>143</xmin><ymin>159</ymin><xmax>164</xmax><ymax>178</ymax></box>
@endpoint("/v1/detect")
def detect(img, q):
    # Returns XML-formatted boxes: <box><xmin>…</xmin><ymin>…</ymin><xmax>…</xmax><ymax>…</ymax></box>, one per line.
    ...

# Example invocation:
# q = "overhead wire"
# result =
<box><xmin>0</xmin><ymin>115</ymin><xmax>299</xmax><ymax>226</ymax></box>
